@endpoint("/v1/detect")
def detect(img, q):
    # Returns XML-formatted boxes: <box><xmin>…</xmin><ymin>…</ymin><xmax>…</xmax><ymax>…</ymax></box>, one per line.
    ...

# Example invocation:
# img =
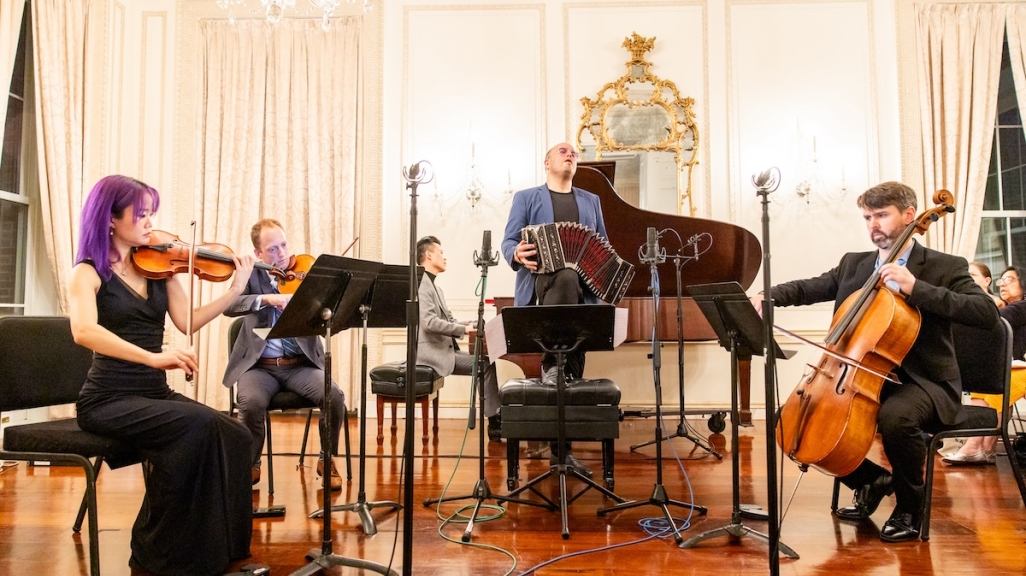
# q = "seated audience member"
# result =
<box><xmin>944</xmin><ymin>264</ymin><xmax>1026</xmax><ymax>464</ymax></box>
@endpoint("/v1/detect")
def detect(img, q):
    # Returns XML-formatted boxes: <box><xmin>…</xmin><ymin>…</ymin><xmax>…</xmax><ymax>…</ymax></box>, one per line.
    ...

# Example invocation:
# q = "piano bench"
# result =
<box><xmin>370</xmin><ymin>362</ymin><xmax>444</xmax><ymax>445</ymax></box>
<box><xmin>499</xmin><ymin>377</ymin><xmax>622</xmax><ymax>491</ymax></box>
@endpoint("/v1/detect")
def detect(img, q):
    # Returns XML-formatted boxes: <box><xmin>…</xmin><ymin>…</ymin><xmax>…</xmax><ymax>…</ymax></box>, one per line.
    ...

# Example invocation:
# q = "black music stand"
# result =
<box><xmin>271</xmin><ymin>255</ymin><xmax>398</xmax><ymax>576</ymax></box>
<box><xmin>678</xmin><ymin>282</ymin><xmax>797</xmax><ymax>558</ymax></box>
<box><xmin>493</xmin><ymin>305</ymin><xmax>626</xmax><ymax>539</ymax></box>
<box><xmin>309</xmin><ymin>264</ymin><xmax>419</xmax><ymax>536</ymax></box>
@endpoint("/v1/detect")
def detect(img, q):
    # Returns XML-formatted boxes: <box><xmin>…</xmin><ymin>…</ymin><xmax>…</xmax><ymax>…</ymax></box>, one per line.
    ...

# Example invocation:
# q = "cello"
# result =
<box><xmin>775</xmin><ymin>190</ymin><xmax>956</xmax><ymax>477</ymax></box>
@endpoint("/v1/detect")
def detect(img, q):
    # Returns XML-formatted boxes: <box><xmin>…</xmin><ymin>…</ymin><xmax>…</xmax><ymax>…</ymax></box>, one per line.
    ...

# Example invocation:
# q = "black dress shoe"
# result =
<box><xmin>487</xmin><ymin>415</ymin><xmax>502</xmax><ymax>443</ymax></box>
<box><xmin>880</xmin><ymin>511</ymin><xmax>921</xmax><ymax>542</ymax></box>
<box><xmin>550</xmin><ymin>452</ymin><xmax>594</xmax><ymax>479</ymax></box>
<box><xmin>834</xmin><ymin>473</ymin><xmax>894</xmax><ymax>520</ymax></box>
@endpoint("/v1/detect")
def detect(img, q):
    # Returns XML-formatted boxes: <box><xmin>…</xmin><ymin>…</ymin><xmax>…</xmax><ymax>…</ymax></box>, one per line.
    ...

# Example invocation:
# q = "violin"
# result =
<box><xmin>131</xmin><ymin>230</ymin><xmax>297</xmax><ymax>283</ymax></box>
<box><xmin>277</xmin><ymin>254</ymin><xmax>313</xmax><ymax>294</ymax></box>
<box><xmin>775</xmin><ymin>190</ymin><xmax>956</xmax><ymax>477</ymax></box>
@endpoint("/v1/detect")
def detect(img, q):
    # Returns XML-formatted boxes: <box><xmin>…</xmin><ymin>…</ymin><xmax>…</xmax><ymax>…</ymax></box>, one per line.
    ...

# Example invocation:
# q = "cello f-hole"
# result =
<box><xmin>834</xmin><ymin>363</ymin><xmax>850</xmax><ymax>395</ymax></box>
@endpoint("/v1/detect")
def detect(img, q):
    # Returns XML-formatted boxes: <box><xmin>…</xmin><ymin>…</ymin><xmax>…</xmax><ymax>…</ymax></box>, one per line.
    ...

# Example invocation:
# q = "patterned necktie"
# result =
<box><xmin>271</xmin><ymin>282</ymin><xmax>303</xmax><ymax>358</ymax></box>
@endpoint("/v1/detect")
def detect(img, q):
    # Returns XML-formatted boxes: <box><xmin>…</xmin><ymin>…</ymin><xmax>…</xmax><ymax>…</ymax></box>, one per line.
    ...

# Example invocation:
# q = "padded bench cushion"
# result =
<box><xmin>499</xmin><ymin>377</ymin><xmax>621</xmax><ymax>406</ymax></box>
<box><xmin>964</xmin><ymin>404</ymin><xmax>998</xmax><ymax>429</ymax></box>
<box><xmin>499</xmin><ymin>378</ymin><xmax>621</xmax><ymax>440</ymax></box>
<box><xmin>3</xmin><ymin>418</ymin><xmax>139</xmax><ymax>469</ymax></box>
<box><xmin>370</xmin><ymin>362</ymin><xmax>443</xmax><ymax>398</ymax></box>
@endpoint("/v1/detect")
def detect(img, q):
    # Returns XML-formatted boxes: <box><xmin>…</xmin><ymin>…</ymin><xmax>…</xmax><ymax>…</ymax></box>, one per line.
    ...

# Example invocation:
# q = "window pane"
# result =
<box><xmin>8</xmin><ymin>8</ymin><xmax>26</xmax><ymax>99</ymax></box>
<box><xmin>985</xmin><ymin>169</ymin><xmax>1000</xmax><ymax>210</ymax></box>
<box><xmin>975</xmin><ymin>217</ymin><xmax>1009</xmax><ymax>272</ymax></box>
<box><xmin>0</xmin><ymin>95</ymin><xmax>22</xmax><ymax>193</ymax></box>
<box><xmin>999</xmin><ymin>127</ymin><xmax>1024</xmax><ymax>172</ymax></box>
<box><xmin>0</xmin><ymin>199</ymin><xmax>26</xmax><ymax>307</ymax></box>
<box><xmin>1011</xmin><ymin>217</ymin><xmax>1026</xmax><ymax>268</ymax></box>
<box><xmin>0</xmin><ymin>306</ymin><xmax>24</xmax><ymax>317</ymax></box>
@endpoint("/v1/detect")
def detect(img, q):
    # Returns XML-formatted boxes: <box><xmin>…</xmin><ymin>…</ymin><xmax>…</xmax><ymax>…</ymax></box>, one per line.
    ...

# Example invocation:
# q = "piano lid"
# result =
<box><xmin>573</xmin><ymin>164</ymin><xmax>762</xmax><ymax>299</ymax></box>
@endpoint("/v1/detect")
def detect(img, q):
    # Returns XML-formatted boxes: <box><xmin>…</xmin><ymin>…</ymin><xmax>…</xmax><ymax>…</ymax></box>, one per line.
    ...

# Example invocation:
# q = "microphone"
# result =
<box><xmin>751</xmin><ymin>167</ymin><xmax>781</xmax><ymax>193</ymax></box>
<box><xmin>474</xmin><ymin>229</ymin><xmax>499</xmax><ymax>268</ymax></box>
<box><xmin>642</xmin><ymin>227</ymin><xmax>664</xmax><ymax>264</ymax></box>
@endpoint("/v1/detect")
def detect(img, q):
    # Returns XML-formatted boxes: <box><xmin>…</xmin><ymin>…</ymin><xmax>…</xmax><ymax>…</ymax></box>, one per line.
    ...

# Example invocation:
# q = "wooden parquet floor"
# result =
<box><xmin>2</xmin><ymin>413</ymin><xmax>1025</xmax><ymax>575</ymax></box>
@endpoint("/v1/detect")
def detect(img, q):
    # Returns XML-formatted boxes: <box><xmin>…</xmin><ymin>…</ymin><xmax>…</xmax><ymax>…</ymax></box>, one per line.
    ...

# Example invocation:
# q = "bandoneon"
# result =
<box><xmin>522</xmin><ymin>222</ymin><xmax>635</xmax><ymax>304</ymax></box>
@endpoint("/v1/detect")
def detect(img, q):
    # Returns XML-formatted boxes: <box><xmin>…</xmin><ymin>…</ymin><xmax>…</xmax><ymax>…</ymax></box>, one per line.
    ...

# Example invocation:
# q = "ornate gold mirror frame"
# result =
<box><xmin>576</xmin><ymin>33</ymin><xmax>699</xmax><ymax>216</ymax></box>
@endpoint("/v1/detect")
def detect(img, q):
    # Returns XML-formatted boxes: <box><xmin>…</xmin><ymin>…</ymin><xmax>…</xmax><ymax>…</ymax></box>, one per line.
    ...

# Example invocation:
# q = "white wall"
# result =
<box><xmin>380</xmin><ymin>0</ymin><xmax>902</xmax><ymax>416</ymax></box>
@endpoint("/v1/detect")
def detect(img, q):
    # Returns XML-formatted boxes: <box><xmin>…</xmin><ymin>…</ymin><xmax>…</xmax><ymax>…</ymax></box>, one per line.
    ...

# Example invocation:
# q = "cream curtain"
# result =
<box><xmin>1009</xmin><ymin>5</ymin><xmax>1026</xmax><ymax>139</ymax></box>
<box><xmin>31</xmin><ymin>0</ymin><xmax>95</xmax><ymax>314</ymax></box>
<box><xmin>192</xmin><ymin>18</ymin><xmax>362</xmax><ymax>408</ymax></box>
<box><xmin>0</xmin><ymin>0</ymin><xmax>25</xmax><ymax>151</ymax></box>
<box><xmin>915</xmin><ymin>4</ymin><xmax>1006</xmax><ymax>257</ymax></box>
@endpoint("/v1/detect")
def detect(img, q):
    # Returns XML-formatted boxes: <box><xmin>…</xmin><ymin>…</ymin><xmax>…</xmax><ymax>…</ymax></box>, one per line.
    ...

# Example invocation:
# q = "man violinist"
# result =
<box><xmin>223</xmin><ymin>219</ymin><xmax>347</xmax><ymax>490</ymax></box>
<box><xmin>750</xmin><ymin>182</ymin><xmax>998</xmax><ymax>542</ymax></box>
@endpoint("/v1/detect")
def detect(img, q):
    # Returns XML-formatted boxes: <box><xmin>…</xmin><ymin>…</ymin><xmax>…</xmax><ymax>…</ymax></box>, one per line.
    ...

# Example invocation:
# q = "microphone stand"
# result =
<box><xmin>756</xmin><ymin>168</ymin><xmax>783</xmax><ymax>576</ymax></box>
<box><xmin>402</xmin><ymin>161</ymin><xmax>431</xmax><ymax>576</ymax></box>
<box><xmin>421</xmin><ymin>234</ymin><xmax>500</xmax><ymax>542</ymax></box>
<box><xmin>630</xmin><ymin>248</ymin><xmax>720</xmax><ymax>459</ymax></box>
<box><xmin>597</xmin><ymin>233</ymin><xmax>706</xmax><ymax>542</ymax></box>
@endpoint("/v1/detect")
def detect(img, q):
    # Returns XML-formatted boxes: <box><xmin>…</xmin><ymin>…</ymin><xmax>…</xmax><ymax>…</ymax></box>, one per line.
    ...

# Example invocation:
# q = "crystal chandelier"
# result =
<box><xmin>216</xmin><ymin>0</ymin><xmax>372</xmax><ymax>27</ymax></box>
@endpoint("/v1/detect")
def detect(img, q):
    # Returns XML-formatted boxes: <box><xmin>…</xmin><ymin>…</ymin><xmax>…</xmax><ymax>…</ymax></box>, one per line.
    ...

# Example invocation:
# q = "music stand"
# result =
<box><xmin>308</xmin><ymin>264</ymin><xmax>419</xmax><ymax>536</ymax></box>
<box><xmin>493</xmin><ymin>305</ymin><xmax>627</xmax><ymax>539</ymax></box>
<box><xmin>678</xmin><ymin>282</ymin><xmax>798</xmax><ymax>559</ymax></box>
<box><xmin>271</xmin><ymin>255</ymin><xmax>398</xmax><ymax>576</ymax></box>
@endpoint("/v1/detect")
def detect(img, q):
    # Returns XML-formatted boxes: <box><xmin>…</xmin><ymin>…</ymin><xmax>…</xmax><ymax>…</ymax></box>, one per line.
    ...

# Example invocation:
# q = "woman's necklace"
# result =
<box><xmin>113</xmin><ymin>260</ymin><xmax>129</xmax><ymax>276</ymax></box>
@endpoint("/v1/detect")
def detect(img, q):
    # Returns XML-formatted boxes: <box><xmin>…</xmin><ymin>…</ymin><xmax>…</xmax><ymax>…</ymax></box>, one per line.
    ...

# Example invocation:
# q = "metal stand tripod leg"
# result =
<box><xmin>678</xmin><ymin>334</ymin><xmax>797</xmax><ymax>558</ymax></box>
<box><xmin>291</xmin><ymin>312</ymin><xmax>398</xmax><ymax>576</ymax></box>
<box><xmin>630</xmin><ymin>256</ymin><xmax>721</xmax><ymax>459</ymax></box>
<box><xmin>309</xmin><ymin>311</ymin><xmax>400</xmax><ymax>536</ymax></box>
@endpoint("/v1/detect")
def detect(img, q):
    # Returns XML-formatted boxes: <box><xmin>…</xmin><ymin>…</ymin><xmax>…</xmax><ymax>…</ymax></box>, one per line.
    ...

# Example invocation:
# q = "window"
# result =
<box><xmin>0</xmin><ymin>9</ymin><xmax>29</xmax><ymax>317</ymax></box>
<box><xmin>975</xmin><ymin>37</ymin><xmax>1026</xmax><ymax>276</ymax></box>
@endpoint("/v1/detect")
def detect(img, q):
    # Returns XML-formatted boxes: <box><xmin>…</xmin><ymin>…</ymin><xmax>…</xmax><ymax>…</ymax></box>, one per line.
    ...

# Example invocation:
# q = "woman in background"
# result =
<box><xmin>944</xmin><ymin>263</ymin><xmax>1026</xmax><ymax>465</ymax></box>
<box><xmin>68</xmin><ymin>175</ymin><xmax>255</xmax><ymax>575</ymax></box>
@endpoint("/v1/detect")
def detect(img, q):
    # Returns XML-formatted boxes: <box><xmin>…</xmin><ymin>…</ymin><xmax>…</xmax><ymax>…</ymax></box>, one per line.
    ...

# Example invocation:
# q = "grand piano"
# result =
<box><xmin>489</xmin><ymin>163</ymin><xmax>763</xmax><ymax>426</ymax></box>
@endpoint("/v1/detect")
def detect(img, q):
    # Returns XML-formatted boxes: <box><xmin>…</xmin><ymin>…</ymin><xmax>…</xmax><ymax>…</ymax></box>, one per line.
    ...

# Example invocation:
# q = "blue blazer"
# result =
<box><xmin>501</xmin><ymin>184</ymin><xmax>608</xmax><ymax>306</ymax></box>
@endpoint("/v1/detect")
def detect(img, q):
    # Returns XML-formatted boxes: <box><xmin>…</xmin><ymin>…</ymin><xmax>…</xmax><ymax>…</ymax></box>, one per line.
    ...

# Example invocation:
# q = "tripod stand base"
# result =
<box><xmin>629</xmin><ymin>425</ymin><xmax>723</xmax><ymax>459</ymax></box>
<box><xmin>498</xmin><ymin>464</ymin><xmax>626</xmax><ymax>540</ymax></box>
<box><xmin>678</xmin><ymin>521</ymin><xmax>799</xmax><ymax>558</ymax></box>
<box><xmin>309</xmin><ymin>499</ymin><xmax>401</xmax><ymax>536</ymax></box>
<box><xmin>739</xmin><ymin>503</ymin><xmax>768</xmax><ymax>521</ymax></box>
<box><xmin>423</xmin><ymin>477</ymin><xmax>505</xmax><ymax>542</ymax></box>
<box><xmin>597</xmin><ymin>483</ymin><xmax>706</xmax><ymax>544</ymax></box>
<box><xmin>289</xmin><ymin>548</ymin><xmax>400</xmax><ymax>576</ymax></box>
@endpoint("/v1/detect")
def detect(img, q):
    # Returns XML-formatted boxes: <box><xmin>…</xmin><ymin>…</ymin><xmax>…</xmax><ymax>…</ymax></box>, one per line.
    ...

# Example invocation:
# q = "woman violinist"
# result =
<box><xmin>750</xmin><ymin>182</ymin><xmax>998</xmax><ymax>543</ymax></box>
<box><xmin>68</xmin><ymin>175</ymin><xmax>255</xmax><ymax>575</ymax></box>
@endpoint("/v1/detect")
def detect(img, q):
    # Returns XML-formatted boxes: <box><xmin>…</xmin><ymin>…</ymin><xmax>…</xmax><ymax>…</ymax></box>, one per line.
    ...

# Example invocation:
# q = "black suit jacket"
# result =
<box><xmin>221</xmin><ymin>269</ymin><xmax>325</xmax><ymax>386</ymax></box>
<box><xmin>770</xmin><ymin>241</ymin><xmax>998</xmax><ymax>426</ymax></box>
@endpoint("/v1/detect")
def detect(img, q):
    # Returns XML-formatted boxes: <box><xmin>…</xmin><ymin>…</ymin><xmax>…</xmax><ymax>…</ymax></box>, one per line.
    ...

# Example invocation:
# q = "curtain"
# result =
<box><xmin>192</xmin><ymin>18</ymin><xmax>361</xmax><ymax>408</ymax></box>
<box><xmin>0</xmin><ymin>0</ymin><xmax>25</xmax><ymax>151</ymax></box>
<box><xmin>1009</xmin><ymin>5</ymin><xmax>1026</xmax><ymax>142</ymax></box>
<box><xmin>915</xmin><ymin>4</ymin><xmax>1006</xmax><ymax>257</ymax></box>
<box><xmin>31</xmin><ymin>0</ymin><xmax>94</xmax><ymax>314</ymax></box>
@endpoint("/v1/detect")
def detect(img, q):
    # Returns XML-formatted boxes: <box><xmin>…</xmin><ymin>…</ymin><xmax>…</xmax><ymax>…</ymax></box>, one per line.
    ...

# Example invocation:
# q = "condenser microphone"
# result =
<box><xmin>474</xmin><ymin>230</ymin><xmax>499</xmax><ymax>267</ymax></box>
<box><xmin>642</xmin><ymin>227</ymin><xmax>663</xmax><ymax>264</ymax></box>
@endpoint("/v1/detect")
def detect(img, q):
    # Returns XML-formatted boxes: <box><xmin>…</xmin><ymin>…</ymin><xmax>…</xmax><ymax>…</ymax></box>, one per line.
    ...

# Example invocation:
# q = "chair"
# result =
<box><xmin>226</xmin><ymin>318</ymin><xmax>352</xmax><ymax>493</ymax></box>
<box><xmin>829</xmin><ymin>317</ymin><xmax>1026</xmax><ymax>540</ymax></box>
<box><xmin>369</xmin><ymin>361</ymin><xmax>444</xmax><ymax>444</ymax></box>
<box><xmin>0</xmin><ymin>316</ymin><xmax>140</xmax><ymax>576</ymax></box>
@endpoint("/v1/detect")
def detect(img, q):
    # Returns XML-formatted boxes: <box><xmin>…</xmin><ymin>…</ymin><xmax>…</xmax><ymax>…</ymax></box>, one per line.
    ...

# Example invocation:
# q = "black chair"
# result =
<box><xmin>0</xmin><ymin>316</ymin><xmax>140</xmax><ymax>576</ymax></box>
<box><xmin>830</xmin><ymin>317</ymin><xmax>1026</xmax><ymax>540</ymax></box>
<box><xmin>226</xmin><ymin>317</ymin><xmax>352</xmax><ymax>493</ymax></box>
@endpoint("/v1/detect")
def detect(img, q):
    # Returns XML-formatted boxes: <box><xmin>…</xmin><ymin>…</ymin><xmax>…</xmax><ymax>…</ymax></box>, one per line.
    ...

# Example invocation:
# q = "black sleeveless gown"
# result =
<box><xmin>76</xmin><ymin>264</ymin><xmax>252</xmax><ymax>576</ymax></box>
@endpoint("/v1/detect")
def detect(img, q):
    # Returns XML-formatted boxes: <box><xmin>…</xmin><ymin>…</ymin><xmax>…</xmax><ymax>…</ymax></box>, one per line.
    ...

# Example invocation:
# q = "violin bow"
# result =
<box><xmin>185</xmin><ymin>221</ymin><xmax>197</xmax><ymax>383</ymax></box>
<box><xmin>772</xmin><ymin>324</ymin><xmax>901</xmax><ymax>385</ymax></box>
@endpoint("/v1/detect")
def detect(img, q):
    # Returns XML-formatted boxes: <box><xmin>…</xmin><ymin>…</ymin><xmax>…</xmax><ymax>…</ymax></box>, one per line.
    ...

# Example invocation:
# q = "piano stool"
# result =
<box><xmin>369</xmin><ymin>362</ymin><xmax>444</xmax><ymax>444</ymax></box>
<box><xmin>499</xmin><ymin>377</ymin><xmax>622</xmax><ymax>491</ymax></box>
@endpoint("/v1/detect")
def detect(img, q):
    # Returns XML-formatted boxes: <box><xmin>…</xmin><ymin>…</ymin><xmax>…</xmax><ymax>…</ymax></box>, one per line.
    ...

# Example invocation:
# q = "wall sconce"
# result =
<box><xmin>215</xmin><ymin>0</ymin><xmax>371</xmax><ymax>27</ymax></box>
<box><xmin>777</xmin><ymin>121</ymin><xmax>850</xmax><ymax>212</ymax></box>
<box><xmin>428</xmin><ymin>143</ymin><xmax>513</xmax><ymax>222</ymax></box>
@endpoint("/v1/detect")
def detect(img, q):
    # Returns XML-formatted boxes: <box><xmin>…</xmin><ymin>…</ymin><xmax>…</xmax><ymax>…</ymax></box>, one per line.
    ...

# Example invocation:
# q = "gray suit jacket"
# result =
<box><xmin>416</xmin><ymin>273</ymin><xmax>466</xmax><ymax>377</ymax></box>
<box><xmin>221</xmin><ymin>269</ymin><xmax>325</xmax><ymax>387</ymax></box>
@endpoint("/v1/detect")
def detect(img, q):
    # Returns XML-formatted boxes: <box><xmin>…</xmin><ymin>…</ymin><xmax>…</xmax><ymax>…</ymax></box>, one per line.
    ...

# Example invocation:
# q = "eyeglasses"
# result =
<box><xmin>555</xmin><ymin>146</ymin><xmax>579</xmax><ymax>159</ymax></box>
<box><xmin>997</xmin><ymin>276</ymin><xmax>1020</xmax><ymax>287</ymax></box>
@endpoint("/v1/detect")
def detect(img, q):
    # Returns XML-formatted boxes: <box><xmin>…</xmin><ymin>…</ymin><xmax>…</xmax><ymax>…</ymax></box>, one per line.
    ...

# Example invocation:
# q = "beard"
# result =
<box><xmin>871</xmin><ymin>231</ymin><xmax>897</xmax><ymax>250</ymax></box>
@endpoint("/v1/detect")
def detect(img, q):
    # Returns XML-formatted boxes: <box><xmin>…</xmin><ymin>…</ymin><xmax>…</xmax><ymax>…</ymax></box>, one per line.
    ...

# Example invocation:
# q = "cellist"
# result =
<box><xmin>750</xmin><ymin>182</ymin><xmax>997</xmax><ymax>543</ymax></box>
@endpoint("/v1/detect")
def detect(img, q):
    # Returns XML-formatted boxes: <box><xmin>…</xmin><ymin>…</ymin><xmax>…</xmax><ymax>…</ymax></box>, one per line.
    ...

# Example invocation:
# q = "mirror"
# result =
<box><xmin>576</xmin><ymin>33</ymin><xmax>699</xmax><ymax>216</ymax></box>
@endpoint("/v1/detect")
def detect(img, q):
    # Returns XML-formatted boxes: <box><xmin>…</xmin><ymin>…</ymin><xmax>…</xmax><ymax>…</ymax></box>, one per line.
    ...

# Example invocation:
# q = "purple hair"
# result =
<box><xmin>76</xmin><ymin>175</ymin><xmax>160</xmax><ymax>281</ymax></box>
